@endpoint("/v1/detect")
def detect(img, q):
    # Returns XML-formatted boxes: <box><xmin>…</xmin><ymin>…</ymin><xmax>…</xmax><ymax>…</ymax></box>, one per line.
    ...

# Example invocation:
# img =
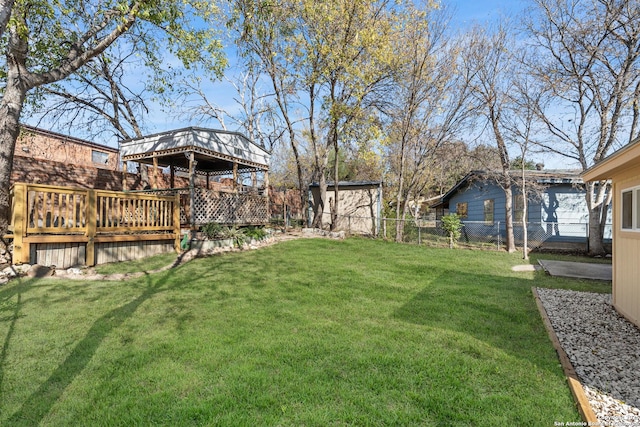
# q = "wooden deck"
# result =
<box><xmin>9</xmin><ymin>183</ymin><xmax>180</xmax><ymax>266</ymax></box>
<box><xmin>7</xmin><ymin>182</ymin><xmax>269</xmax><ymax>267</ymax></box>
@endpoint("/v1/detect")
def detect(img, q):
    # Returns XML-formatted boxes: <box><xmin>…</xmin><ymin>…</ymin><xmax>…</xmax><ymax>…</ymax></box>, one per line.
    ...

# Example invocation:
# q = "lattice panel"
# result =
<box><xmin>179</xmin><ymin>189</ymin><xmax>268</xmax><ymax>225</ymax></box>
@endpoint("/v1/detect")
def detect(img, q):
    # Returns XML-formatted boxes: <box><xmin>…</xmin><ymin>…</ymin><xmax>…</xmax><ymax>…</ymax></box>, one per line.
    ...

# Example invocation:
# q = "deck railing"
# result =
<box><xmin>10</xmin><ymin>182</ymin><xmax>180</xmax><ymax>265</ymax></box>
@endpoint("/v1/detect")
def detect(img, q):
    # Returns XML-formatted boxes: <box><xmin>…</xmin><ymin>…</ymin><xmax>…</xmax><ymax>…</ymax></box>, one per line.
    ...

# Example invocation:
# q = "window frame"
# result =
<box><xmin>621</xmin><ymin>185</ymin><xmax>640</xmax><ymax>231</ymax></box>
<box><xmin>456</xmin><ymin>202</ymin><xmax>468</xmax><ymax>219</ymax></box>
<box><xmin>91</xmin><ymin>150</ymin><xmax>110</xmax><ymax>165</ymax></box>
<box><xmin>513</xmin><ymin>194</ymin><xmax>527</xmax><ymax>222</ymax></box>
<box><xmin>484</xmin><ymin>199</ymin><xmax>494</xmax><ymax>224</ymax></box>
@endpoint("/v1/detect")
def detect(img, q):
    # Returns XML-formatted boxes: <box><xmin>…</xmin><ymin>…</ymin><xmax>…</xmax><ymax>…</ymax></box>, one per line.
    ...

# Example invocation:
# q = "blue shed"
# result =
<box><xmin>431</xmin><ymin>170</ymin><xmax>611</xmax><ymax>251</ymax></box>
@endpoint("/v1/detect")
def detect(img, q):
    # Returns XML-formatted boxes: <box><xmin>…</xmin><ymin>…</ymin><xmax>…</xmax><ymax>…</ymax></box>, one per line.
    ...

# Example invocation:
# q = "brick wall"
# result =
<box><xmin>11</xmin><ymin>155</ymin><xmax>235</xmax><ymax>192</ymax></box>
<box><xmin>17</xmin><ymin>126</ymin><xmax>119</xmax><ymax>171</ymax></box>
<box><xmin>12</xmin><ymin>155</ymin><xmax>129</xmax><ymax>190</ymax></box>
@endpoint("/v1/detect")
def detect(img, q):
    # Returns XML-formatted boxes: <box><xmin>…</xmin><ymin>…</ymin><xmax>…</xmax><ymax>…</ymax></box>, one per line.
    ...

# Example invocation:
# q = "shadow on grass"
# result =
<box><xmin>0</xmin><ymin>290</ymin><xmax>23</xmax><ymax>403</ymax></box>
<box><xmin>393</xmin><ymin>270</ymin><xmax>557</xmax><ymax>369</ymax></box>
<box><xmin>0</xmin><ymin>276</ymin><xmax>50</xmax><ymax>402</ymax></box>
<box><xmin>3</xmin><ymin>268</ymin><xmax>179</xmax><ymax>426</ymax></box>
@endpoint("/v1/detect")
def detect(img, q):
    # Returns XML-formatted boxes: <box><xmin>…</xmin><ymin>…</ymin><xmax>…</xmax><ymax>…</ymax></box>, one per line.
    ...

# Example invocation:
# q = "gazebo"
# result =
<box><xmin>119</xmin><ymin>127</ymin><xmax>270</xmax><ymax>228</ymax></box>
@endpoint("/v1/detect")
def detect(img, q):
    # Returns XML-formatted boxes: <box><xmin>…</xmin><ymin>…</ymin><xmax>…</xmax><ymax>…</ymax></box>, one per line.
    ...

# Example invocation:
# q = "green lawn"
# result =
<box><xmin>0</xmin><ymin>238</ymin><xmax>609</xmax><ymax>426</ymax></box>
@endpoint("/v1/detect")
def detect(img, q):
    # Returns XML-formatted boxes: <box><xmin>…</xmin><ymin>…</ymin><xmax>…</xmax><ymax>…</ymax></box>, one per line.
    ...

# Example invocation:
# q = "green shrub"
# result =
<box><xmin>441</xmin><ymin>213</ymin><xmax>462</xmax><ymax>249</ymax></box>
<box><xmin>244</xmin><ymin>226</ymin><xmax>267</xmax><ymax>240</ymax></box>
<box><xmin>222</xmin><ymin>226</ymin><xmax>246</xmax><ymax>248</ymax></box>
<box><xmin>202</xmin><ymin>222</ymin><xmax>225</xmax><ymax>239</ymax></box>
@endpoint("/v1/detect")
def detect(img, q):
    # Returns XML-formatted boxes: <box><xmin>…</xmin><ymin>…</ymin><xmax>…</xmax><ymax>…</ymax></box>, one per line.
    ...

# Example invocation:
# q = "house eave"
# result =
<box><xmin>583</xmin><ymin>137</ymin><xmax>640</xmax><ymax>181</ymax></box>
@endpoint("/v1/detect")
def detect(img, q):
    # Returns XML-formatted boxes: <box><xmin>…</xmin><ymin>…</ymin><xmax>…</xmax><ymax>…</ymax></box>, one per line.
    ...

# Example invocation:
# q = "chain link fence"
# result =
<box><xmin>324</xmin><ymin>214</ymin><xmax>611</xmax><ymax>252</ymax></box>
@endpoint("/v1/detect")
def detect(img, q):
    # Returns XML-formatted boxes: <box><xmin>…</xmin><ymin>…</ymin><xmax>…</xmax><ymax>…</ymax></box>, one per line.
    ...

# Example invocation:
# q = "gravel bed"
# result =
<box><xmin>536</xmin><ymin>288</ymin><xmax>640</xmax><ymax>425</ymax></box>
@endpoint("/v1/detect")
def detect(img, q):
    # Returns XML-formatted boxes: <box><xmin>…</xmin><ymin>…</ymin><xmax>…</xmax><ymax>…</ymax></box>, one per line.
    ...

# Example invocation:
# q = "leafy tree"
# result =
<box><xmin>0</xmin><ymin>0</ymin><xmax>225</xmax><ymax>233</ymax></box>
<box><xmin>510</xmin><ymin>156</ymin><xmax>537</xmax><ymax>171</ymax></box>
<box><xmin>235</xmin><ymin>0</ymin><xmax>397</xmax><ymax>230</ymax></box>
<box><xmin>441</xmin><ymin>213</ymin><xmax>462</xmax><ymax>249</ymax></box>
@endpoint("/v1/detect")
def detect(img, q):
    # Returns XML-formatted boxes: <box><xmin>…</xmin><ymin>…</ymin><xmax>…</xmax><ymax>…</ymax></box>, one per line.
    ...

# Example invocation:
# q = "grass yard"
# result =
<box><xmin>0</xmin><ymin>238</ymin><xmax>610</xmax><ymax>426</ymax></box>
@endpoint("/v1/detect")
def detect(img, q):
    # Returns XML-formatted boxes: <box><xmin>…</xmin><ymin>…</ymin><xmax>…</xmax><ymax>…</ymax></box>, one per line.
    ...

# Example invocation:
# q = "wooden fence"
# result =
<box><xmin>9</xmin><ymin>182</ymin><xmax>180</xmax><ymax>266</ymax></box>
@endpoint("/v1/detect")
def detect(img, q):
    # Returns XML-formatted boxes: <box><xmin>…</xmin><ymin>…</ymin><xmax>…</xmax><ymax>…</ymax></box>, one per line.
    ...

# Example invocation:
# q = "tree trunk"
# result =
<box><xmin>330</xmin><ymin>131</ymin><xmax>340</xmax><ymax>231</ymax></box>
<box><xmin>521</xmin><ymin>166</ymin><xmax>528</xmax><ymax>260</ymax></box>
<box><xmin>504</xmin><ymin>183</ymin><xmax>516</xmax><ymax>253</ymax></box>
<box><xmin>0</xmin><ymin>57</ymin><xmax>28</xmax><ymax>234</ymax></box>
<box><xmin>586</xmin><ymin>181</ymin><xmax>609</xmax><ymax>255</ymax></box>
<box><xmin>311</xmin><ymin>174</ymin><xmax>326</xmax><ymax>229</ymax></box>
<box><xmin>395</xmin><ymin>138</ymin><xmax>407</xmax><ymax>243</ymax></box>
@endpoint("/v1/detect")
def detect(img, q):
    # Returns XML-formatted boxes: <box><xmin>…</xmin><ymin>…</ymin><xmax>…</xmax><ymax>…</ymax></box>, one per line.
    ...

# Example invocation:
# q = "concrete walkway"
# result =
<box><xmin>538</xmin><ymin>260</ymin><xmax>612</xmax><ymax>281</ymax></box>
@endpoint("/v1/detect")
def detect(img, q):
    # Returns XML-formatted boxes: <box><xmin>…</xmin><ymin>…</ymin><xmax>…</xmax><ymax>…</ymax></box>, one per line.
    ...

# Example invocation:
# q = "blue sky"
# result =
<box><xmin>29</xmin><ymin>0</ymin><xmax>531</xmax><ymax>139</ymax></box>
<box><xmin>447</xmin><ymin>0</ymin><xmax>527</xmax><ymax>25</ymax></box>
<box><xmin>29</xmin><ymin>0</ymin><xmax>570</xmax><ymax>168</ymax></box>
<box><xmin>147</xmin><ymin>0</ymin><xmax>531</xmax><ymax>133</ymax></box>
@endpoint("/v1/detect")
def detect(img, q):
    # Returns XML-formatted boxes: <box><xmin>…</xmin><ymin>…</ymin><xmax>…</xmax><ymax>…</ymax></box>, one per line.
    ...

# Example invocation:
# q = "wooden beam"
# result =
<box><xmin>24</xmin><ymin>234</ymin><xmax>87</xmax><ymax>244</ymax></box>
<box><xmin>173</xmin><ymin>194</ymin><xmax>181</xmax><ymax>252</ymax></box>
<box><xmin>23</xmin><ymin>233</ymin><xmax>176</xmax><ymax>244</ymax></box>
<box><xmin>122</xmin><ymin>159</ymin><xmax>129</xmax><ymax>191</ymax></box>
<box><xmin>94</xmin><ymin>234</ymin><xmax>175</xmax><ymax>243</ymax></box>
<box><xmin>233</xmin><ymin>161</ymin><xmax>238</xmax><ymax>193</ymax></box>
<box><xmin>86</xmin><ymin>189</ymin><xmax>97</xmax><ymax>266</ymax></box>
<box><xmin>11</xmin><ymin>183</ymin><xmax>29</xmax><ymax>264</ymax></box>
<box><xmin>152</xmin><ymin>155</ymin><xmax>159</xmax><ymax>189</ymax></box>
<box><xmin>264</xmin><ymin>171</ymin><xmax>270</xmax><ymax>219</ymax></box>
<box><xmin>188</xmin><ymin>151</ymin><xmax>196</xmax><ymax>231</ymax></box>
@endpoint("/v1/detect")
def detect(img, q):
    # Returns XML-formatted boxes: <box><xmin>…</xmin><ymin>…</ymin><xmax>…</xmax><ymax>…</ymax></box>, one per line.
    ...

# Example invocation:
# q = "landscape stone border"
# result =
<box><xmin>532</xmin><ymin>287</ymin><xmax>599</xmax><ymax>424</ymax></box>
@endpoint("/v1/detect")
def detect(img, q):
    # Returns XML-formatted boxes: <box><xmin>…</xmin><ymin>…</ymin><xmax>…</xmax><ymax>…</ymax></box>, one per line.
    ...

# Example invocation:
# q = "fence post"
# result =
<box><xmin>11</xmin><ymin>183</ymin><xmax>29</xmax><ymax>264</ymax></box>
<box><xmin>383</xmin><ymin>218</ymin><xmax>387</xmax><ymax>239</ymax></box>
<box><xmin>86</xmin><ymin>189</ymin><xmax>97</xmax><ymax>266</ymax></box>
<box><xmin>496</xmin><ymin>221</ymin><xmax>501</xmax><ymax>250</ymax></box>
<box><xmin>418</xmin><ymin>222</ymin><xmax>421</xmax><ymax>245</ymax></box>
<box><xmin>173</xmin><ymin>193</ymin><xmax>181</xmax><ymax>253</ymax></box>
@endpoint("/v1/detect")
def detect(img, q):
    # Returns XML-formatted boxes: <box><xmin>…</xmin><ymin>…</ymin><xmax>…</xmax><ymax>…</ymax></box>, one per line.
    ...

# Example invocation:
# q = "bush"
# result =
<box><xmin>223</xmin><ymin>226</ymin><xmax>246</xmax><ymax>248</ymax></box>
<box><xmin>244</xmin><ymin>226</ymin><xmax>267</xmax><ymax>240</ymax></box>
<box><xmin>441</xmin><ymin>214</ymin><xmax>462</xmax><ymax>249</ymax></box>
<box><xmin>202</xmin><ymin>222</ymin><xmax>225</xmax><ymax>240</ymax></box>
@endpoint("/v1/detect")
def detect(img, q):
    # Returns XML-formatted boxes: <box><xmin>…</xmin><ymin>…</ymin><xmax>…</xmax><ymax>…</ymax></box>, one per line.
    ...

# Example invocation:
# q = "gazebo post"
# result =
<box><xmin>170</xmin><ymin>163</ymin><xmax>175</xmax><ymax>188</ymax></box>
<box><xmin>233</xmin><ymin>161</ymin><xmax>238</xmax><ymax>193</ymax></box>
<box><xmin>121</xmin><ymin>159</ymin><xmax>127</xmax><ymax>191</ymax></box>
<box><xmin>188</xmin><ymin>151</ymin><xmax>197</xmax><ymax>236</ymax></box>
<box><xmin>264</xmin><ymin>170</ymin><xmax>270</xmax><ymax>219</ymax></box>
<box><xmin>152</xmin><ymin>156</ymin><xmax>159</xmax><ymax>189</ymax></box>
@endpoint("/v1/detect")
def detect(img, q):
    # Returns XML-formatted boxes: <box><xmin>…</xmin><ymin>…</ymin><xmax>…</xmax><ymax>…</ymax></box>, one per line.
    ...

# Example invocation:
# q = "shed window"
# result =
<box><xmin>620</xmin><ymin>186</ymin><xmax>640</xmax><ymax>231</ymax></box>
<box><xmin>456</xmin><ymin>202</ymin><xmax>468</xmax><ymax>218</ymax></box>
<box><xmin>92</xmin><ymin>150</ymin><xmax>109</xmax><ymax>165</ymax></box>
<box><xmin>484</xmin><ymin>199</ymin><xmax>494</xmax><ymax>224</ymax></box>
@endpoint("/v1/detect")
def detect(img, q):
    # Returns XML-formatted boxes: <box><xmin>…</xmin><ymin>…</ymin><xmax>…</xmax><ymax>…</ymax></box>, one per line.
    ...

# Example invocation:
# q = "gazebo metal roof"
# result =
<box><xmin>119</xmin><ymin>127</ymin><xmax>270</xmax><ymax>175</ymax></box>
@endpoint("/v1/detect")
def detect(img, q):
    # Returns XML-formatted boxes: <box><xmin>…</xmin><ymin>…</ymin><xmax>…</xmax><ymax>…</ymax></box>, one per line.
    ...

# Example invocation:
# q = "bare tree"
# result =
<box><xmin>463</xmin><ymin>23</ymin><xmax>521</xmax><ymax>252</ymax></box>
<box><xmin>179</xmin><ymin>61</ymin><xmax>284</xmax><ymax>152</ymax></box>
<box><xmin>27</xmin><ymin>40</ymin><xmax>150</xmax><ymax>142</ymax></box>
<box><xmin>234</xmin><ymin>0</ymin><xmax>308</xmax><ymax>221</ymax></box>
<box><xmin>524</xmin><ymin>0</ymin><xmax>640</xmax><ymax>254</ymax></box>
<box><xmin>387</xmin><ymin>4</ymin><xmax>476</xmax><ymax>242</ymax></box>
<box><xmin>502</xmin><ymin>73</ymin><xmax>546</xmax><ymax>260</ymax></box>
